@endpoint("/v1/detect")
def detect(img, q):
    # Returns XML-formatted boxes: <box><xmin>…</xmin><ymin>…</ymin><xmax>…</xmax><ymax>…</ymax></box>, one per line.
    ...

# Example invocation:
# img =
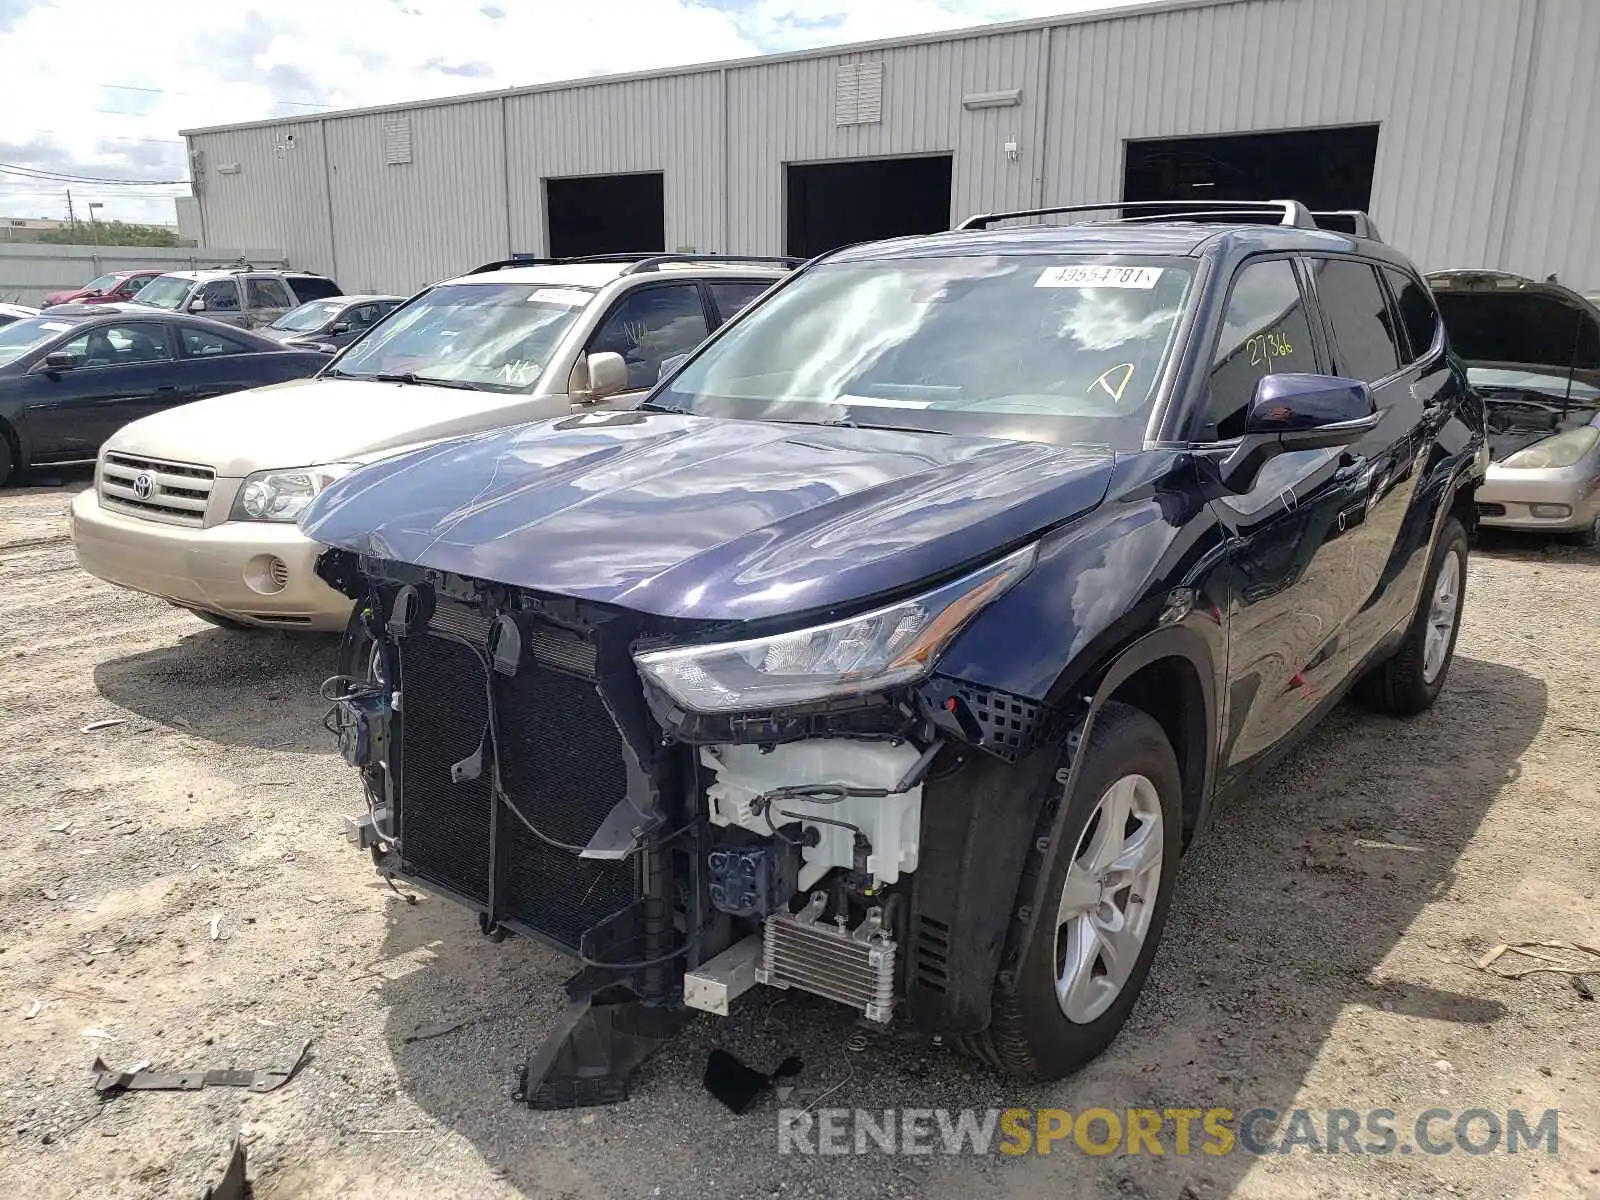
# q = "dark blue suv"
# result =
<box><xmin>305</xmin><ymin>200</ymin><xmax>1487</xmax><ymax>1107</ymax></box>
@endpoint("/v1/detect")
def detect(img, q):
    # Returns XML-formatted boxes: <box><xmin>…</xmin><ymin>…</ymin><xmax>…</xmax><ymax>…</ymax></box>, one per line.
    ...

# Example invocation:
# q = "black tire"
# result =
<box><xmin>1355</xmin><ymin>516</ymin><xmax>1468</xmax><ymax>716</ymax></box>
<box><xmin>336</xmin><ymin>602</ymin><xmax>383</xmax><ymax>684</ymax></box>
<box><xmin>0</xmin><ymin>428</ymin><xmax>14</xmax><ymax>489</ymax></box>
<box><xmin>956</xmin><ymin>701</ymin><xmax>1182</xmax><ymax>1079</ymax></box>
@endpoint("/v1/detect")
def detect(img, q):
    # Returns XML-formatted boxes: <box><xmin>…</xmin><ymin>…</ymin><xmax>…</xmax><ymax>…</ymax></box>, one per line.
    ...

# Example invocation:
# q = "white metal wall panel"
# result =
<box><xmin>1053</xmin><ymin>0</ymin><xmax>1541</xmax><ymax>270</ymax></box>
<box><xmin>1499</xmin><ymin>0</ymin><xmax>1600</xmax><ymax>289</ymax></box>
<box><xmin>324</xmin><ymin>99</ymin><xmax>507</xmax><ymax>292</ymax></box>
<box><xmin>188</xmin><ymin>121</ymin><xmax>334</xmax><ymax>277</ymax></box>
<box><xmin>185</xmin><ymin>0</ymin><xmax>1600</xmax><ymax>290</ymax></box>
<box><xmin>505</xmin><ymin>71</ymin><xmax>724</xmax><ymax>255</ymax></box>
<box><xmin>725</xmin><ymin>30</ymin><xmax>1049</xmax><ymax>252</ymax></box>
<box><xmin>1044</xmin><ymin>0</ymin><xmax>1530</xmax><ymax>273</ymax></box>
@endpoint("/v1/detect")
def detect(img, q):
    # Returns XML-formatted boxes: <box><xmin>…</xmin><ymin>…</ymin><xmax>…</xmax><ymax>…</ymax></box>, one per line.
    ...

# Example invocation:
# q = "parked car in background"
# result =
<box><xmin>1429</xmin><ymin>269</ymin><xmax>1600</xmax><ymax>541</ymax></box>
<box><xmin>0</xmin><ymin>305</ymin><xmax>326</xmax><ymax>486</ymax></box>
<box><xmin>130</xmin><ymin>267</ymin><xmax>342</xmax><ymax>330</ymax></box>
<box><xmin>70</xmin><ymin>253</ymin><xmax>793</xmax><ymax>631</ymax></box>
<box><xmin>259</xmin><ymin>295</ymin><xmax>405</xmax><ymax>353</ymax></box>
<box><xmin>40</xmin><ymin>269</ymin><xmax>164</xmax><ymax>310</ymax></box>
<box><xmin>305</xmin><ymin>202</ymin><xmax>1486</xmax><ymax>1107</ymax></box>
<box><xmin>0</xmin><ymin>302</ymin><xmax>39</xmax><ymax>328</ymax></box>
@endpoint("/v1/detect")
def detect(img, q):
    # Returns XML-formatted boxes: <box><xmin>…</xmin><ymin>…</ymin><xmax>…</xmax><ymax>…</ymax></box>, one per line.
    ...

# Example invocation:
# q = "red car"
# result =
<box><xmin>41</xmin><ymin>270</ymin><xmax>164</xmax><ymax>309</ymax></box>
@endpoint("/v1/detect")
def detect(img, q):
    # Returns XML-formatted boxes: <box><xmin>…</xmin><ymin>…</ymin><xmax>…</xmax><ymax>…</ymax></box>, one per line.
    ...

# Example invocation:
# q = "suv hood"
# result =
<box><xmin>107</xmin><ymin>376</ymin><xmax>553</xmax><ymax>478</ymax></box>
<box><xmin>300</xmin><ymin>410</ymin><xmax>1115</xmax><ymax>622</ymax></box>
<box><xmin>1428</xmin><ymin>270</ymin><xmax>1600</xmax><ymax>388</ymax></box>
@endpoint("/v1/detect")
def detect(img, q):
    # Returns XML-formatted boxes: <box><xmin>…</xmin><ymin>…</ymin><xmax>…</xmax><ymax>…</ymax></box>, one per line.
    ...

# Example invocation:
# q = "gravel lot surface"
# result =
<box><xmin>0</xmin><ymin>470</ymin><xmax>1596</xmax><ymax>1199</ymax></box>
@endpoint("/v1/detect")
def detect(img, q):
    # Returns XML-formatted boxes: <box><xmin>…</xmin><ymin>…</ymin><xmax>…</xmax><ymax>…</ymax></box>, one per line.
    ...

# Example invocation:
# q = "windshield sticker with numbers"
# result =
<box><xmin>1035</xmin><ymin>265</ymin><xmax>1164</xmax><ymax>290</ymax></box>
<box><xmin>527</xmin><ymin>288</ymin><xmax>593</xmax><ymax>307</ymax></box>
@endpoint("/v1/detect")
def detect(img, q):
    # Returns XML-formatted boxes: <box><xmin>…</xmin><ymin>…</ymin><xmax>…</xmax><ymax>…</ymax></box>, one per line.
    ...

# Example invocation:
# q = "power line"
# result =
<box><xmin>29</xmin><ymin>128</ymin><xmax>186</xmax><ymax>147</ymax></box>
<box><xmin>0</xmin><ymin>163</ymin><xmax>191</xmax><ymax>186</ymax></box>
<box><xmin>96</xmin><ymin>81</ymin><xmax>334</xmax><ymax>110</ymax></box>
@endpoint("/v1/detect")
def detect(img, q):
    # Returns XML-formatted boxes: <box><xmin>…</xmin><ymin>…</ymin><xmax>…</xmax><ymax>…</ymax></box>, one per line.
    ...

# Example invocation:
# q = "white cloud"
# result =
<box><xmin>0</xmin><ymin>0</ymin><xmax>1145</xmax><ymax>224</ymax></box>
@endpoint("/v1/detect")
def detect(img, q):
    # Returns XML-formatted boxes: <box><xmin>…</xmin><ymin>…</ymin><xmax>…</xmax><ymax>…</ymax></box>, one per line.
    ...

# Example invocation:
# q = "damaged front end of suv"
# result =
<box><xmin>304</xmin><ymin>406</ymin><xmax>1120</xmax><ymax>1107</ymax></box>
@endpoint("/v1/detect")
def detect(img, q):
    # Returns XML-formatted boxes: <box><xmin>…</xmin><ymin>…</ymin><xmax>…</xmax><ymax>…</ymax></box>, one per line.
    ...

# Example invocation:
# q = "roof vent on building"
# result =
<box><xmin>835</xmin><ymin>61</ymin><xmax>883</xmax><ymax>127</ymax></box>
<box><xmin>383</xmin><ymin>117</ymin><xmax>413</xmax><ymax>165</ymax></box>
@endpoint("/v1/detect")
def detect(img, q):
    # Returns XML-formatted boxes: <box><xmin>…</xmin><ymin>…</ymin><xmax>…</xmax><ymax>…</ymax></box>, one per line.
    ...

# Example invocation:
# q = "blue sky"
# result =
<box><xmin>0</xmin><ymin>0</ymin><xmax>1148</xmax><ymax>223</ymax></box>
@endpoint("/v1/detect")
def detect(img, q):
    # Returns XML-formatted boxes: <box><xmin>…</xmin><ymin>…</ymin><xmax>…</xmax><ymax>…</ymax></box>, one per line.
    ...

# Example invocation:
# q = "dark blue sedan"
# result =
<box><xmin>0</xmin><ymin>305</ymin><xmax>325</xmax><ymax>486</ymax></box>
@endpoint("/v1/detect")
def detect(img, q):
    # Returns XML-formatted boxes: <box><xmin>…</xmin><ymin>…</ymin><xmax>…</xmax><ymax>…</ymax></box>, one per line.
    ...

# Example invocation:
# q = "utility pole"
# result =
<box><xmin>65</xmin><ymin>188</ymin><xmax>77</xmax><ymax>236</ymax></box>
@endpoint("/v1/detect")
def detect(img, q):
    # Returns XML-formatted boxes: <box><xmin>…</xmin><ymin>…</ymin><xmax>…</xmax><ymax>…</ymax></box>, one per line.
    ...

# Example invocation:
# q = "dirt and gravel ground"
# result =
<box><xmin>1</xmin><ymin>470</ymin><xmax>1597</xmax><ymax>1200</ymax></box>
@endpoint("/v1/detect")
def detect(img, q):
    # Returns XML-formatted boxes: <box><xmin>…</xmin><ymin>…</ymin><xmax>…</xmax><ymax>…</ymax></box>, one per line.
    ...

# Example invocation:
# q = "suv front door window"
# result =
<box><xmin>1200</xmin><ymin>257</ymin><xmax>1319</xmax><ymax>441</ymax></box>
<box><xmin>588</xmin><ymin>284</ymin><xmax>710</xmax><ymax>391</ymax></box>
<box><xmin>198</xmin><ymin>280</ymin><xmax>241</xmax><ymax>316</ymax></box>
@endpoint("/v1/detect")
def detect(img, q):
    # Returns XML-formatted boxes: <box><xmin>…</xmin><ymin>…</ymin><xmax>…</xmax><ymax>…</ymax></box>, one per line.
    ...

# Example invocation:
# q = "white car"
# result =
<box><xmin>0</xmin><ymin>302</ymin><xmax>39</xmax><ymax>328</ymax></box>
<box><xmin>71</xmin><ymin>254</ymin><xmax>791</xmax><ymax>632</ymax></box>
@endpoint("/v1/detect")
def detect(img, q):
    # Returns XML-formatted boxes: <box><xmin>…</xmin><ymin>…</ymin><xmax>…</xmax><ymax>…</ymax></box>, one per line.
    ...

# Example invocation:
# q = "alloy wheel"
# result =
<box><xmin>1054</xmin><ymin>773</ymin><xmax>1165</xmax><ymax>1023</ymax></box>
<box><xmin>1422</xmin><ymin>547</ymin><xmax>1464</xmax><ymax>684</ymax></box>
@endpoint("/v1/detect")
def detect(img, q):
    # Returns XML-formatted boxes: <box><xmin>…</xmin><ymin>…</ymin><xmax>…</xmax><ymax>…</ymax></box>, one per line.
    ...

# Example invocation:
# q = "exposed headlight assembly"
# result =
<box><xmin>231</xmin><ymin>465</ymin><xmax>353</xmax><ymax>522</ymax></box>
<box><xmin>634</xmin><ymin>544</ymin><xmax>1037</xmax><ymax>713</ymax></box>
<box><xmin>1500</xmin><ymin>426</ymin><xmax>1599</xmax><ymax>469</ymax></box>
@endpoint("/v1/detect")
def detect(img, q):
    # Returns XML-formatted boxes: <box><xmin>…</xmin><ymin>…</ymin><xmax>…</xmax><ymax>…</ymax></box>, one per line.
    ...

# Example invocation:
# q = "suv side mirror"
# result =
<box><xmin>1221</xmin><ymin>373</ymin><xmax>1381</xmax><ymax>490</ymax></box>
<box><xmin>579</xmin><ymin>351</ymin><xmax>629</xmax><ymax>402</ymax></box>
<box><xmin>42</xmin><ymin>352</ymin><xmax>78</xmax><ymax>372</ymax></box>
<box><xmin>328</xmin><ymin>322</ymin><xmax>351</xmax><ymax>335</ymax></box>
<box><xmin>187</xmin><ymin>298</ymin><xmax>207</xmax><ymax>313</ymax></box>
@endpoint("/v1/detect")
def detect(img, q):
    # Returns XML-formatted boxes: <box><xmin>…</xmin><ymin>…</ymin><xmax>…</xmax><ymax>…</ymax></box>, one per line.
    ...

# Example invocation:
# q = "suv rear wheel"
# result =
<box><xmin>1356</xmin><ymin>516</ymin><xmax>1468</xmax><ymax>715</ymax></box>
<box><xmin>959</xmin><ymin>702</ymin><xmax>1182</xmax><ymax>1079</ymax></box>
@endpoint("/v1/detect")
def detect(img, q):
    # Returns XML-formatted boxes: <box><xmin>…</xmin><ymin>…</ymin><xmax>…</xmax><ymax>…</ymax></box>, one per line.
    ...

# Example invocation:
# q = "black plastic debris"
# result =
<box><xmin>199</xmin><ymin>1136</ymin><xmax>248</xmax><ymax>1200</ymax></box>
<box><xmin>703</xmin><ymin>1048</ymin><xmax>802</xmax><ymax>1114</ymax></box>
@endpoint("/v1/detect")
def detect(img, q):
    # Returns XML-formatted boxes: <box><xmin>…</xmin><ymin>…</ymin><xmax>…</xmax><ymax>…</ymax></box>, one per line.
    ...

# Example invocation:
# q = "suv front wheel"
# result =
<box><xmin>960</xmin><ymin>701</ymin><xmax>1182</xmax><ymax>1079</ymax></box>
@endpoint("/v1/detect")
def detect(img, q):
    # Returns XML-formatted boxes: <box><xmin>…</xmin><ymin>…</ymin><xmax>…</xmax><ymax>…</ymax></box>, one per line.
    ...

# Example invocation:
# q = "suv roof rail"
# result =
<box><xmin>957</xmin><ymin>199</ymin><xmax>1319</xmax><ymax>231</ymax></box>
<box><xmin>1308</xmin><ymin>210</ymin><xmax>1383</xmax><ymax>241</ymax></box>
<box><xmin>614</xmin><ymin>253</ymin><xmax>803</xmax><ymax>275</ymax></box>
<box><xmin>465</xmin><ymin>252</ymin><xmax>803</xmax><ymax>276</ymax></box>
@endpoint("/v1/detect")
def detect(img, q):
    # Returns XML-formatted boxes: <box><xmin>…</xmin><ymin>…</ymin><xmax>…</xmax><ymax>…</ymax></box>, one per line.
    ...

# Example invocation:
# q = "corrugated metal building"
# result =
<box><xmin>181</xmin><ymin>0</ymin><xmax>1600</xmax><ymax>294</ymax></box>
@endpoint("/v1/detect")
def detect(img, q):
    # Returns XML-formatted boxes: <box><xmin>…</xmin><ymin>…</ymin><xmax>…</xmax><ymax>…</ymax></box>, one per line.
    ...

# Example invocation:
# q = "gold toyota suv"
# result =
<box><xmin>71</xmin><ymin>254</ymin><xmax>790</xmax><ymax>632</ymax></box>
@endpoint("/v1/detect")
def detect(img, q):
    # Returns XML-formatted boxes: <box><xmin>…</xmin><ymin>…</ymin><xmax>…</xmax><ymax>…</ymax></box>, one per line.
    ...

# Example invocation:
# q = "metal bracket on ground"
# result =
<box><xmin>92</xmin><ymin>1039</ymin><xmax>312</xmax><ymax>1098</ymax></box>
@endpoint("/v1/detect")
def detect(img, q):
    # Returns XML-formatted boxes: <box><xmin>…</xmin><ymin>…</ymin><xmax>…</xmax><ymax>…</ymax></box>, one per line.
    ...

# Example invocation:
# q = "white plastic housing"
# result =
<box><xmin>701</xmin><ymin>740</ymin><xmax>923</xmax><ymax>892</ymax></box>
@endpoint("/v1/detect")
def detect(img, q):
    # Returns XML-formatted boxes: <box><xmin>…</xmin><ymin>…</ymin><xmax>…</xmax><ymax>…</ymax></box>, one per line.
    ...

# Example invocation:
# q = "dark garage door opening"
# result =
<box><xmin>786</xmin><ymin>156</ymin><xmax>953</xmax><ymax>259</ymax></box>
<box><xmin>546</xmin><ymin>172</ymin><xmax>665</xmax><ymax>259</ymax></box>
<box><xmin>1123</xmin><ymin>125</ymin><xmax>1380</xmax><ymax>215</ymax></box>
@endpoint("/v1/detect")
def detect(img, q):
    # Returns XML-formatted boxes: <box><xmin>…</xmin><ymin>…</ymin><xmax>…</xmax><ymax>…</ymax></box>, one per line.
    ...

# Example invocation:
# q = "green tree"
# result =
<box><xmin>34</xmin><ymin>220</ymin><xmax>185</xmax><ymax>247</ymax></box>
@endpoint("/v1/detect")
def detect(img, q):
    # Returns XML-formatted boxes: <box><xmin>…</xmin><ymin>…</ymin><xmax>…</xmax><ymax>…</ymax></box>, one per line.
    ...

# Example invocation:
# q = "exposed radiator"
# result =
<box><xmin>758</xmin><ymin>892</ymin><xmax>897</xmax><ymax>1023</ymax></box>
<box><xmin>396</xmin><ymin>603</ymin><xmax>636</xmax><ymax>954</ymax></box>
<box><xmin>397</xmin><ymin>633</ymin><xmax>493</xmax><ymax>904</ymax></box>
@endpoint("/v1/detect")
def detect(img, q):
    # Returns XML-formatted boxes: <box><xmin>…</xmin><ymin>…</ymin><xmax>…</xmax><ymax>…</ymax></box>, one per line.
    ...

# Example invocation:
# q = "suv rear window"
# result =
<box><xmin>1309</xmin><ymin>258</ymin><xmax>1404</xmax><ymax>382</ymax></box>
<box><xmin>707</xmin><ymin>280</ymin><xmax>772</xmax><ymax>323</ymax></box>
<box><xmin>287</xmin><ymin>276</ymin><xmax>341</xmax><ymax>303</ymax></box>
<box><xmin>1383</xmin><ymin>267</ymin><xmax>1441</xmax><ymax>363</ymax></box>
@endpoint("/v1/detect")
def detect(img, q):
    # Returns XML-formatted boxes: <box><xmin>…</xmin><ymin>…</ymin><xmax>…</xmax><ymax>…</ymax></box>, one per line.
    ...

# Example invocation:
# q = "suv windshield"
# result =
<box><xmin>330</xmin><ymin>281</ymin><xmax>595</xmax><ymax>392</ymax></box>
<box><xmin>273</xmin><ymin>300</ymin><xmax>343</xmax><ymax>332</ymax></box>
<box><xmin>657</xmin><ymin>255</ymin><xmax>1195</xmax><ymax>446</ymax></box>
<box><xmin>132</xmin><ymin>274</ymin><xmax>195</xmax><ymax>310</ymax></box>
<box><xmin>83</xmin><ymin>273</ymin><xmax>121</xmax><ymax>293</ymax></box>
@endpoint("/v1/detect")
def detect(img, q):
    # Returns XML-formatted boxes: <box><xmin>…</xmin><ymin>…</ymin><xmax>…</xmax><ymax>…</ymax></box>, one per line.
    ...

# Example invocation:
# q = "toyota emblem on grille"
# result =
<box><xmin>132</xmin><ymin>473</ymin><xmax>154</xmax><ymax>500</ymax></box>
